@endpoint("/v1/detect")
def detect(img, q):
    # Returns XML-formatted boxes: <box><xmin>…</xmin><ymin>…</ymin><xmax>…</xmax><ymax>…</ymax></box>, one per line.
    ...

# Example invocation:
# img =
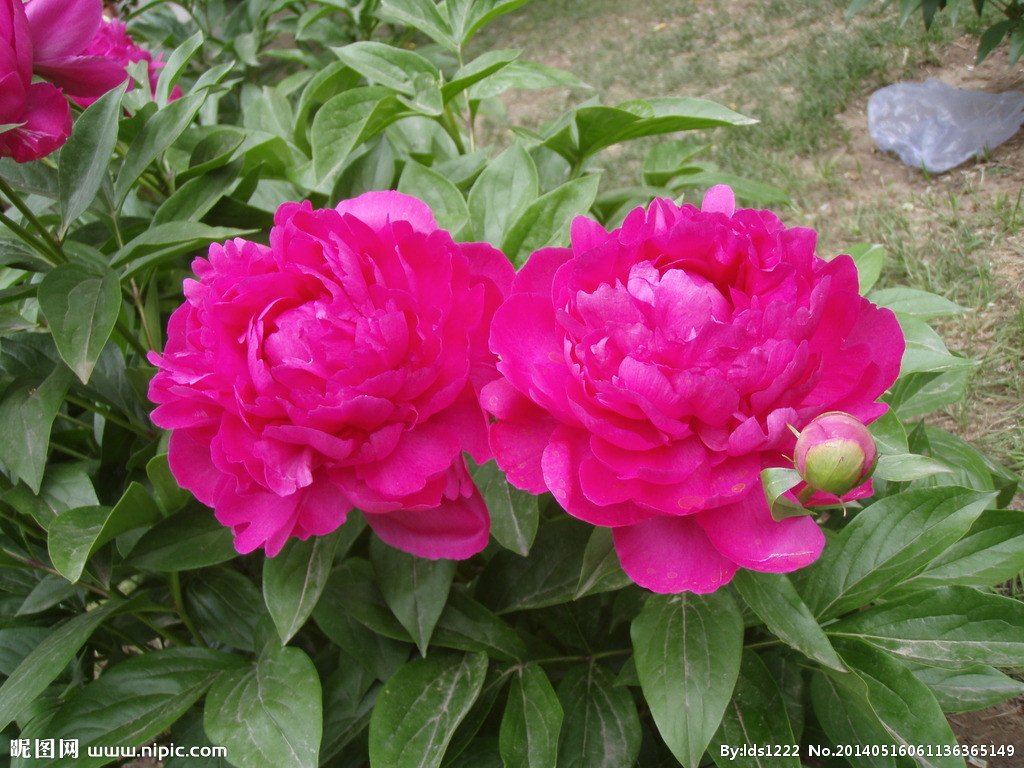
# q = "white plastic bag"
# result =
<box><xmin>867</xmin><ymin>79</ymin><xmax>1024</xmax><ymax>173</ymax></box>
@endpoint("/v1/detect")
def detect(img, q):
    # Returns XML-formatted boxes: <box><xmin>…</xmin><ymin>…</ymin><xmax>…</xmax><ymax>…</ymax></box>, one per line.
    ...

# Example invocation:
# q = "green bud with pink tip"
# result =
<box><xmin>794</xmin><ymin>412</ymin><xmax>877</xmax><ymax>497</ymax></box>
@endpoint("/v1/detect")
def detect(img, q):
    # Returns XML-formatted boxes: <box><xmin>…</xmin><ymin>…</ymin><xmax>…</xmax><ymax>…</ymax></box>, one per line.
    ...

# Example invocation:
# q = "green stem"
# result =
<box><xmin>115</xmin><ymin>316</ymin><xmax>152</xmax><ymax>358</ymax></box>
<box><xmin>0</xmin><ymin>176</ymin><xmax>65</xmax><ymax>261</ymax></box>
<box><xmin>170</xmin><ymin>571</ymin><xmax>208</xmax><ymax>648</ymax></box>
<box><xmin>439</xmin><ymin>106</ymin><xmax>467</xmax><ymax>155</ymax></box>
<box><xmin>3</xmin><ymin>548</ymin><xmax>113</xmax><ymax>599</ymax></box>
<box><xmin>0</xmin><ymin>211</ymin><xmax>62</xmax><ymax>265</ymax></box>
<box><xmin>49</xmin><ymin>442</ymin><xmax>93</xmax><ymax>461</ymax></box>
<box><xmin>64</xmin><ymin>394</ymin><xmax>154</xmax><ymax>439</ymax></box>
<box><xmin>129</xmin><ymin>279</ymin><xmax>157</xmax><ymax>352</ymax></box>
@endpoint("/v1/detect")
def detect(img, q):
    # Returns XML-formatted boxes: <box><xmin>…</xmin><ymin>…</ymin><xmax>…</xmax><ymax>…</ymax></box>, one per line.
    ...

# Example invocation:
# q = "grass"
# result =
<box><xmin>474</xmin><ymin>0</ymin><xmax>1024</xmax><ymax>480</ymax></box>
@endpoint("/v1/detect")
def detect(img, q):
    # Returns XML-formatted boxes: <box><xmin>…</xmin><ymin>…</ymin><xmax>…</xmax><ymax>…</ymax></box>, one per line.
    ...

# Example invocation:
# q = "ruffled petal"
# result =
<box><xmin>613</xmin><ymin>516</ymin><xmax>739</xmax><ymax>593</ymax></box>
<box><xmin>697</xmin><ymin>491</ymin><xmax>825</xmax><ymax>572</ymax></box>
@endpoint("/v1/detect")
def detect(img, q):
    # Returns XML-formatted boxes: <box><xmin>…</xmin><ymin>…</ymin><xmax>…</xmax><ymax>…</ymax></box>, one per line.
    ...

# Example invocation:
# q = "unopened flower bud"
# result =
<box><xmin>794</xmin><ymin>412</ymin><xmax>877</xmax><ymax>498</ymax></box>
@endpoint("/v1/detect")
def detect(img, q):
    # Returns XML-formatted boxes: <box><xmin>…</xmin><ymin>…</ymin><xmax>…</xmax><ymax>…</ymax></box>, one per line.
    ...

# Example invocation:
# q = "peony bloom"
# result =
<box><xmin>148</xmin><ymin>192</ymin><xmax>514</xmax><ymax>559</ymax></box>
<box><xmin>23</xmin><ymin>0</ymin><xmax>127</xmax><ymax>100</ymax></box>
<box><xmin>794</xmin><ymin>411</ymin><xmax>877</xmax><ymax>498</ymax></box>
<box><xmin>73</xmin><ymin>16</ymin><xmax>182</xmax><ymax>107</ymax></box>
<box><xmin>483</xmin><ymin>186</ymin><xmax>904</xmax><ymax>593</ymax></box>
<box><xmin>1</xmin><ymin>0</ymin><xmax>127</xmax><ymax>162</ymax></box>
<box><xmin>0</xmin><ymin>0</ymin><xmax>70</xmax><ymax>161</ymax></box>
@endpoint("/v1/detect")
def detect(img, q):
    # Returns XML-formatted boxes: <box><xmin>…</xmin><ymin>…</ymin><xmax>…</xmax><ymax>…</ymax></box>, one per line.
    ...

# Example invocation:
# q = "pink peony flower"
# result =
<box><xmin>23</xmin><ymin>0</ymin><xmax>127</xmax><ymax>99</ymax></box>
<box><xmin>148</xmin><ymin>192</ymin><xmax>514</xmax><ymax>559</ymax></box>
<box><xmin>73</xmin><ymin>16</ymin><xmax>182</xmax><ymax>107</ymax></box>
<box><xmin>1</xmin><ymin>0</ymin><xmax>128</xmax><ymax>161</ymax></box>
<box><xmin>0</xmin><ymin>0</ymin><xmax>70</xmax><ymax>162</ymax></box>
<box><xmin>483</xmin><ymin>186</ymin><xmax>904</xmax><ymax>593</ymax></box>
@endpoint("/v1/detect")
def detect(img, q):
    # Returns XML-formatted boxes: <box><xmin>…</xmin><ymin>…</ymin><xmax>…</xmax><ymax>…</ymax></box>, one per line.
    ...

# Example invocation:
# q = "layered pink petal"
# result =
<box><xmin>613</xmin><ymin>516</ymin><xmax>739</xmax><ymax>593</ymax></box>
<box><xmin>697</xmin><ymin>491</ymin><xmax>825</xmax><ymax>572</ymax></box>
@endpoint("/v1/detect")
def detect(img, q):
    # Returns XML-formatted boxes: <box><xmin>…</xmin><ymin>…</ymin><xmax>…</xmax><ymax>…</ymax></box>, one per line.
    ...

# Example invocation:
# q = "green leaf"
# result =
<box><xmin>447</xmin><ymin>0</ymin><xmax>535</xmax><ymax>46</ymax></box>
<box><xmin>871</xmin><ymin>452</ymin><xmax>953</xmax><ymax>481</ymax></box>
<box><xmin>499</xmin><ymin>663</ymin><xmax>562</xmax><ymax>768</ymax></box>
<box><xmin>48</xmin><ymin>490</ymin><xmax>161</xmax><ymax>582</ymax></box>
<box><xmin>146</xmin><ymin>453</ymin><xmax>191</xmax><ymax>514</ymax></box>
<box><xmin>467</xmin><ymin>143</ymin><xmax>538</xmax><ymax>248</ymax></box>
<box><xmin>430</xmin><ymin>588</ymin><xmax>526</xmax><ymax>661</ymax></box>
<box><xmin>25</xmin><ymin>648</ymin><xmax>242</xmax><ymax>768</ymax></box>
<box><xmin>502</xmin><ymin>174</ymin><xmax>601</xmax><ymax>265</ymax></box>
<box><xmin>205</xmin><ymin>644</ymin><xmax>322</xmax><ymax>768</ymax></box>
<box><xmin>368</xmin><ymin>652</ymin><xmax>487</xmax><ymax>768</ymax></box>
<box><xmin>867</xmin><ymin>287</ymin><xmax>966</xmax><ymax>319</ymax></box>
<box><xmin>893</xmin><ymin>509</ymin><xmax>1024</xmax><ymax>591</ymax></box>
<box><xmin>468</xmin><ymin>458</ymin><xmax>538</xmax><ymax>556</ymax></box>
<box><xmin>378</xmin><ymin>0</ymin><xmax>457</xmax><ymax>51</ymax></box>
<box><xmin>313</xmin><ymin>562</ymin><xmax>412</xmax><ymax>680</ymax></box>
<box><xmin>128</xmin><ymin>508</ymin><xmax>237</xmax><ymax>571</ymax></box>
<box><xmin>887</xmin><ymin>368</ymin><xmax>969</xmax><ymax>420</ymax></box>
<box><xmin>476</xmin><ymin>517</ymin><xmax>590</xmax><ymax>613</ymax></box>
<box><xmin>263</xmin><ymin>529</ymin><xmax>342</xmax><ymax>644</ymax></box>
<box><xmin>114</xmin><ymin>91</ymin><xmax>207</xmax><ymax>207</ymax></box>
<box><xmin>154</xmin><ymin>162</ymin><xmax>242</xmax><ymax>226</ymax></box>
<box><xmin>371</xmin><ymin>537</ymin><xmax>455</xmax><ymax>656</ymax></box>
<box><xmin>800</xmin><ymin>487</ymin><xmax>994</xmax><ymax>620</ymax></box>
<box><xmin>468</xmin><ymin>60</ymin><xmax>586</xmax><ymax>100</ymax></box>
<box><xmin>311</xmin><ymin>87</ymin><xmax>406</xmax><ymax>192</ymax></box>
<box><xmin>977</xmin><ymin>19</ymin><xmax>1013</xmax><ymax>63</ymax></box>
<box><xmin>441</xmin><ymin>49</ymin><xmax>520</xmax><ymax>103</ymax></box>
<box><xmin>910</xmin><ymin>664</ymin><xmax>1024</xmax><ymax>713</ymax></box>
<box><xmin>828</xmin><ymin>586</ymin><xmax>1024</xmax><ymax>668</ymax></box>
<box><xmin>2</xmin><ymin>463</ymin><xmax>98</xmax><ymax>530</ymax></box>
<box><xmin>575</xmin><ymin>527</ymin><xmax>631</xmax><ymax>598</ymax></box>
<box><xmin>187</xmin><ymin>568</ymin><xmax>266</xmax><ymax>651</ymax></box>
<box><xmin>709</xmin><ymin>651</ymin><xmax>800</xmax><ymax>768</ymax></box>
<box><xmin>0</xmin><ymin>365</ymin><xmax>73</xmax><ymax>493</ymax></box>
<box><xmin>759</xmin><ymin>467</ymin><xmax>807</xmax><ymax>521</ymax></box>
<box><xmin>155</xmin><ymin>30</ymin><xmax>203</xmax><ymax>106</ymax></box>
<box><xmin>631</xmin><ymin>591</ymin><xmax>743</xmax><ymax>768</ymax></box>
<box><xmin>732</xmin><ymin>570</ymin><xmax>845</xmax><ymax>672</ymax></box>
<box><xmin>813</xmin><ymin>638</ymin><xmax>962</xmax><ymax>768</ymax></box>
<box><xmin>544</xmin><ymin>98</ymin><xmax>755</xmax><ymax>164</ymax></box>
<box><xmin>110</xmin><ymin>222</ymin><xmax>253</xmax><ymax>270</ymax></box>
<box><xmin>845</xmin><ymin>242</ymin><xmax>885</xmax><ymax>294</ymax></box>
<box><xmin>17</xmin><ymin>574</ymin><xmax>79</xmax><ymax>615</ymax></box>
<box><xmin>331</xmin><ymin>41</ymin><xmax>440</xmax><ymax>98</ymax></box>
<box><xmin>642</xmin><ymin>139</ymin><xmax>708</xmax><ymax>186</ymax></box>
<box><xmin>0</xmin><ymin>598</ymin><xmax>128</xmax><ymax>731</ymax></box>
<box><xmin>397</xmin><ymin>161</ymin><xmax>470</xmax><ymax>234</ymax></box>
<box><xmin>316</xmin><ymin>558</ymin><xmax>411</xmax><ymax>641</ymax></box>
<box><xmin>869</xmin><ymin>410</ymin><xmax>909</xmax><ymax>455</ymax></box>
<box><xmin>58</xmin><ymin>84</ymin><xmax>124</xmax><ymax>236</ymax></box>
<box><xmin>556</xmin><ymin>663</ymin><xmax>641</xmax><ymax>768</ymax></box>
<box><xmin>896</xmin><ymin>313</ymin><xmax>975</xmax><ymax>375</ymax></box>
<box><xmin>38</xmin><ymin>263</ymin><xmax>121</xmax><ymax>384</ymax></box>
<box><xmin>320</xmin><ymin>652</ymin><xmax>378</xmax><ymax>764</ymax></box>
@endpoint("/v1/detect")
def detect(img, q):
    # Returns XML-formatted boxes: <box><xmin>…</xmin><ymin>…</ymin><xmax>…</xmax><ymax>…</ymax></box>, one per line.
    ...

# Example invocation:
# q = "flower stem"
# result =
<box><xmin>0</xmin><ymin>176</ymin><xmax>65</xmax><ymax>262</ymax></box>
<box><xmin>64</xmin><ymin>394</ymin><xmax>154</xmax><ymax>439</ymax></box>
<box><xmin>170</xmin><ymin>571</ymin><xmax>208</xmax><ymax>648</ymax></box>
<box><xmin>0</xmin><ymin>211</ymin><xmax>62</xmax><ymax>266</ymax></box>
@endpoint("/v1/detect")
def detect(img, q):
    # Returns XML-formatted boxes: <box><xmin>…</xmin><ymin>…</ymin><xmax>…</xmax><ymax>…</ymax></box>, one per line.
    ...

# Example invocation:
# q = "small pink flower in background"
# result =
<box><xmin>23</xmin><ymin>0</ymin><xmax>127</xmax><ymax>99</ymax></box>
<box><xmin>1</xmin><ymin>0</ymin><xmax>127</xmax><ymax>162</ymax></box>
<box><xmin>483</xmin><ymin>186</ymin><xmax>904</xmax><ymax>594</ymax></box>
<box><xmin>74</xmin><ymin>16</ymin><xmax>182</xmax><ymax>107</ymax></box>
<box><xmin>148</xmin><ymin>192</ymin><xmax>514</xmax><ymax>560</ymax></box>
<box><xmin>0</xmin><ymin>0</ymin><xmax>69</xmax><ymax>162</ymax></box>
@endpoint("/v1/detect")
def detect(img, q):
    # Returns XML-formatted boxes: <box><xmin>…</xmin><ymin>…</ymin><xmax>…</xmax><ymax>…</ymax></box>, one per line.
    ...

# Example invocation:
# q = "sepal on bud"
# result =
<box><xmin>794</xmin><ymin>412</ymin><xmax>877</xmax><ymax>498</ymax></box>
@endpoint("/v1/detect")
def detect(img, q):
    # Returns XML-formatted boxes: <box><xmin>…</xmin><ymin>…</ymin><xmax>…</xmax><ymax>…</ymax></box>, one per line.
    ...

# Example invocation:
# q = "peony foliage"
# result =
<box><xmin>0</xmin><ymin>2</ymin><xmax>1022</xmax><ymax>768</ymax></box>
